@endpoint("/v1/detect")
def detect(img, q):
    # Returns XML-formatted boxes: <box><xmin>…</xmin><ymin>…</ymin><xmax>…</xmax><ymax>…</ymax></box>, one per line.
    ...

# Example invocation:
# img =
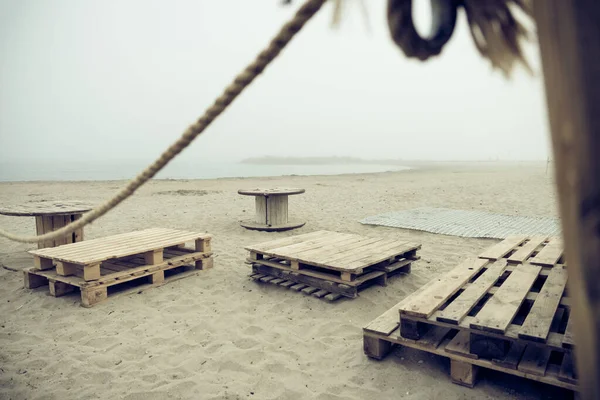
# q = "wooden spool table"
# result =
<box><xmin>238</xmin><ymin>188</ymin><xmax>305</xmax><ymax>231</ymax></box>
<box><xmin>0</xmin><ymin>201</ymin><xmax>91</xmax><ymax>248</ymax></box>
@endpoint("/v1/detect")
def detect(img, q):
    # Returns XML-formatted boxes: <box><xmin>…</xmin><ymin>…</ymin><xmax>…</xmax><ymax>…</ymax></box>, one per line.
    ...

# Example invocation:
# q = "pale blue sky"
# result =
<box><xmin>0</xmin><ymin>0</ymin><xmax>550</xmax><ymax>163</ymax></box>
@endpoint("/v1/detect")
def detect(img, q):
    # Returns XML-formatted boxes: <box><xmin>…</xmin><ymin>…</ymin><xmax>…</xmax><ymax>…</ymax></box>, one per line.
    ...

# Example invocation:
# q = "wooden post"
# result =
<box><xmin>267</xmin><ymin>195</ymin><xmax>289</xmax><ymax>226</ymax></box>
<box><xmin>255</xmin><ymin>196</ymin><xmax>267</xmax><ymax>224</ymax></box>
<box><xmin>533</xmin><ymin>1</ymin><xmax>600</xmax><ymax>398</ymax></box>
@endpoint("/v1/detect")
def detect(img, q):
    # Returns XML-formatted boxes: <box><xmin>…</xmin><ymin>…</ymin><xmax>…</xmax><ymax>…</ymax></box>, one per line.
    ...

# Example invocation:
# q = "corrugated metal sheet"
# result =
<box><xmin>360</xmin><ymin>208</ymin><xmax>561</xmax><ymax>239</ymax></box>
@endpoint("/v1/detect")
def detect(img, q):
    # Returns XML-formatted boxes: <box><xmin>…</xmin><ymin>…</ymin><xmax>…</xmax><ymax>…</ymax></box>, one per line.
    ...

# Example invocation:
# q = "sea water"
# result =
<box><xmin>0</xmin><ymin>160</ymin><xmax>410</xmax><ymax>182</ymax></box>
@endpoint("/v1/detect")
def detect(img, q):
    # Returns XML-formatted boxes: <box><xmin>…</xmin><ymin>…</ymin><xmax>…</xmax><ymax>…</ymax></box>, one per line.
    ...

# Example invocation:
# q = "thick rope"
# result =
<box><xmin>0</xmin><ymin>0</ymin><xmax>326</xmax><ymax>245</ymax></box>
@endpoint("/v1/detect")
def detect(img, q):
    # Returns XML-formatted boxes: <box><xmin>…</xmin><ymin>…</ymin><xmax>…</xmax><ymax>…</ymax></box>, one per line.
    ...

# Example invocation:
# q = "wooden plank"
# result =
<box><xmin>492</xmin><ymin>342</ymin><xmax>526</xmax><ymax>370</ymax></box>
<box><xmin>339</xmin><ymin>241</ymin><xmax>421</xmax><ymax>271</ymax></box>
<box><xmin>316</xmin><ymin>237</ymin><xmax>391</xmax><ymax>264</ymax></box>
<box><xmin>312</xmin><ymin>289</ymin><xmax>329</xmax><ymax>298</ymax></box>
<box><xmin>445</xmin><ymin>331</ymin><xmax>478</xmax><ymax>359</ymax></box>
<box><xmin>252</xmin><ymin>264</ymin><xmax>357</xmax><ymax>297</ymax></box>
<box><xmin>517</xmin><ymin>345</ymin><xmax>552</xmax><ymax>376</ymax></box>
<box><xmin>530</xmin><ymin>237</ymin><xmax>564</xmax><ymax>267</ymax></box>
<box><xmin>250</xmin><ymin>257</ymin><xmax>384</xmax><ymax>287</ymax></box>
<box><xmin>291</xmin><ymin>236</ymin><xmax>371</xmax><ymax>261</ymax></box>
<box><xmin>437</xmin><ymin>261</ymin><xmax>508</xmax><ymax>325</ymax></box>
<box><xmin>558</xmin><ymin>352</ymin><xmax>577</xmax><ymax>384</ymax></box>
<box><xmin>265</xmin><ymin>233</ymin><xmax>358</xmax><ymax>259</ymax></box>
<box><xmin>478</xmin><ymin>236</ymin><xmax>528</xmax><ymax>260</ymax></box>
<box><xmin>301</xmin><ymin>286</ymin><xmax>319</xmax><ymax>295</ymax></box>
<box><xmin>400</xmin><ymin>258</ymin><xmax>489</xmax><ymax>318</ymax></box>
<box><xmin>364</xmin><ymin>329</ymin><xmax>577</xmax><ymax>391</ymax></box>
<box><xmin>323</xmin><ymin>238</ymin><xmax>406</xmax><ymax>267</ymax></box>
<box><xmin>73</xmin><ymin>213</ymin><xmax>84</xmax><ymax>242</ymax></box>
<box><xmin>290</xmin><ymin>284</ymin><xmax>308</xmax><ymax>291</ymax></box>
<box><xmin>324</xmin><ymin>293</ymin><xmax>342</xmax><ymax>301</ymax></box>
<box><xmin>417</xmin><ymin>326</ymin><xmax>452</xmax><ymax>349</ymax></box>
<box><xmin>51</xmin><ymin>215</ymin><xmax>67</xmax><ymax>246</ymax></box>
<box><xmin>563</xmin><ymin>316</ymin><xmax>575</xmax><ymax>349</ymax></box>
<box><xmin>245</xmin><ymin>231</ymin><xmax>330</xmax><ymax>252</ymax></box>
<box><xmin>41</xmin><ymin>216</ymin><xmax>54</xmax><ymax>248</ymax></box>
<box><xmin>255</xmin><ymin>196</ymin><xmax>267</xmax><ymax>224</ymax></box>
<box><xmin>470</xmin><ymin>263</ymin><xmax>542</xmax><ymax>334</ymax></box>
<box><xmin>259</xmin><ymin>276</ymin><xmax>276</xmax><ymax>283</ymax></box>
<box><xmin>279</xmin><ymin>280</ymin><xmax>295</xmax><ymax>288</ymax></box>
<box><xmin>266</xmin><ymin>195</ymin><xmax>288</xmax><ymax>225</ymax></box>
<box><xmin>450</xmin><ymin>359</ymin><xmax>479</xmax><ymax>388</ymax></box>
<box><xmin>507</xmin><ymin>236</ymin><xmax>548</xmax><ymax>264</ymax></box>
<box><xmin>30</xmin><ymin>228</ymin><xmax>210</xmax><ymax>264</ymax></box>
<box><xmin>34</xmin><ymin>228</ymin><xmax>168</xmax><ymax>257</ymax></box>
<box><xmin>519</xmin><ymin>267</ymin><xmax>568</xmax><ymax>342</ymax></box>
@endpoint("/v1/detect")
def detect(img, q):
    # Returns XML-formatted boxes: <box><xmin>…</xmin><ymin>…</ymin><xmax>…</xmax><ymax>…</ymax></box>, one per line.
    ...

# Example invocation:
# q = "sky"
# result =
<box><xmin>0</xmin><ymin>0</ymin><xmax>551</xmax><ymax>164</ymax></box>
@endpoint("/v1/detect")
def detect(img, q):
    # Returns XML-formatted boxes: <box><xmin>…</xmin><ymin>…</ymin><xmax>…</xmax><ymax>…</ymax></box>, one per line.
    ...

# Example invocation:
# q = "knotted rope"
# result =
<box><xmin>0</xmin><ymin>0</ymin><xmax>326</xmax><ymax>244</ymax></box>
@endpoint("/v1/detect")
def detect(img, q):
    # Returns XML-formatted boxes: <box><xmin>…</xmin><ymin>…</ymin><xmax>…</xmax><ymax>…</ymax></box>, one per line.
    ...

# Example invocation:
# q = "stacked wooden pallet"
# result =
<box><xmin>24</xmin><ymin>228</ymin><xmax>213</xmax><ymax>307</ymax></box>
<box><xmin>246</xmin><ymin>230</ymin><xmax>421</xmax><ymax>301</ymax></box>
<box><xmin>363</xmin><ymin>236</ymin><xmax>577</xmax><ymax>392</ymax></box>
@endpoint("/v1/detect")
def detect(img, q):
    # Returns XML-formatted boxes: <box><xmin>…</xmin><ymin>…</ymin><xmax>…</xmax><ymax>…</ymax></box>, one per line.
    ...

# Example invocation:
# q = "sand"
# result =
<box><xmin>0</xmin><ymin>163</ymin><xmax>569</xmax><ymax>400</ymax></box>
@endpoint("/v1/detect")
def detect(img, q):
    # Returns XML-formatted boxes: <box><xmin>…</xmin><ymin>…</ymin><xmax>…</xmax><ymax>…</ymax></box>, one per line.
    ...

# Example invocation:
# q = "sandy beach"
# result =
<box><xmin>0</xmin><ymin>163</ymin><xmax>568</xmax><ymax>400</ymax></box>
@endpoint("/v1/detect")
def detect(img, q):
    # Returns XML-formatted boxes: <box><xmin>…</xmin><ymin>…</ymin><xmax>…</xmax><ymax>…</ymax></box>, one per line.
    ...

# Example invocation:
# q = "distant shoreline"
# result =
<box><xmin>240</xmin><ymin>156</ymin><xmax>547</xmax><ymax>168</ymax></box>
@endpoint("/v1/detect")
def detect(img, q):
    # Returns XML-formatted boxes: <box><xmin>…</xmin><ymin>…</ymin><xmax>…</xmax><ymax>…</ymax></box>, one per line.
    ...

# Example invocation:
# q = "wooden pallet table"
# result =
<box><xmin>0</xmin><ymin>200</ymin><xmax>91</xmax><ymax>248</ymax></box>
<box><xmin>245</xmin><ymin>230</ymin><xmax>421</xmax><ymax>300</ymax></box>
<box><xmin>238</xmin><ymin>188</ymin><xmax>305</xmax><ymax>231</ymax></box>
<box><xmin>29</xmin><ymin>228</ymin><xmax>212</xmax><ymax>292</ymax></box>
<box><xmin>24</xmin><ymin>228</ymin><xmax>213</xmax><ymax>306</ymax></box>
<box><xmin>363</xmin><ymin>237</ymin><xmax>577</xmax><ymax>392</ymax></box>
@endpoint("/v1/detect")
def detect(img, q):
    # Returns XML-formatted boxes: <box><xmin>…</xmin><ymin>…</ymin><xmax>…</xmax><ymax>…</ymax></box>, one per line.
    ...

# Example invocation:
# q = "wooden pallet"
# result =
<box><xmin>245</xmin><ymin>230</ymin><xmax>420</xmax><ymax>284</ymax></box>
<box><xmin>362</xmin><ymin>235</ymin><xmax>577</xmax><ymax>391</ymax></box>
<box><xmin>479</xmin><ymin>235</ymin><xmax>564</xmax><ymax>267</ymax></box>
<box><xmin>24</xmin><ymin>246</ymin><xmax>213</xmax><ymax>307</ymax></box>
<box><xmin>249</xmin><ymin>272</ymin><xmax>344</xmax><ymax>301</ymax></box>
<box><xmin>363</xmin><ymin>319</ymin><xmax>577</xmax><ymax>391</ymax></box>
<box><xmin>28</xmin><ymin>227</ymin><xmax>212</xmax><ymax>281</ymax></box>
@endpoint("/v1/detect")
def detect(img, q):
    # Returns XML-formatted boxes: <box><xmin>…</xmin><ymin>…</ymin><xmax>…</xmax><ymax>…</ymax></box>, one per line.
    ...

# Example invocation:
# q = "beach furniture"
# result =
<box><xmin>238</xmin><ymin>188</ymin><xmax>305</xmax><ymax>231</ymax></box>
<box><xmin>0</xmin><ymin>200</ymin><xmax>91</xmax><ymax>248</ymax></box>
<box><xmin>363</xmin><ymin>236</ymin><xmax>575</xmax><ymax>392</ymax></box>
<box><xmin>246</xmin><ymin>230</ymin><xmax>420</xmax><ymax>300</ymax></box>
<box><xmin>24</xmin><ymin>228</ymin><xmax>213</xmax><ymax>307</ymax></box>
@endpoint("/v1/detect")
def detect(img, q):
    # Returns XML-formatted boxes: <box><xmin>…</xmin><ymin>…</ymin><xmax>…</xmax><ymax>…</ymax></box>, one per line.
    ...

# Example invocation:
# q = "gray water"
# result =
<box><xmin>0</xmin><ymin>160</ymin><xmax>410</xmax><ymax>182</ymax></box>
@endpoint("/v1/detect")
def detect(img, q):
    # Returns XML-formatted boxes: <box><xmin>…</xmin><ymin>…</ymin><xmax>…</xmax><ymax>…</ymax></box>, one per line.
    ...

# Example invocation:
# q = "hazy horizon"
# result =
<box><xmin>1</xmin><ymin>1</ymin><xmax>551</xmax><ymax>170</ymax></box>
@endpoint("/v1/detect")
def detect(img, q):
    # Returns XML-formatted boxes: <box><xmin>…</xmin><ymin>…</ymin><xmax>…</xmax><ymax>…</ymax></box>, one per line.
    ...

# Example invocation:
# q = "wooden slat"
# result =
<box><xmin>400</xmin><ymin>258</ymin><xmax>489</xmax><ymax>318</ymax></box>
<box><xmin>37</xmin><ymin>228</ymin><xmax>167</xmax><ymax>257</ymax></box>
<box><xmin>437</xmin><ymin>261</ymin><xmax>508</xmax><ymax>325</ymax></box>
<box><xmin>445</xmin><ymin>331</ymin><xmax>478</xmax><ymax>359</ymax></box>
<box><xmin>250</xmin><ymin>257</ymin><xmax>385</xmax><ymax>287</ymax></box>
<box><xmin>562</xmin><ymin>316</ymin><xmax>575</xmax><ymax>349</ymax></box>
<box><xmin>339</xmin><ymin>241</ymin><xmax>420</xmax><ymax>270</ymax></box>
<box><xmin>312</xmin><ymin>289</ymin><xmax>329</xmax><ymax>298</ymax></box>
<box><xmin>245</xmin><ymin>231</ymin><xmax>330</xmax><ymax>252</ymax></box>
<box><xmin>52</xmin><ymin>215</ymin><xmax>67</xmax><ymax>246</ymax></box>
<box><xmin>507</xmin><ymin>236</ymin><xmax>548</xmax><ymax>264</ymax></box>
<box><xmin>492</xmin><ymin>342</ymin><xmax>526</xmax><ymax>370</ymax></box>
<box><xmin>519</xmin><ymin>267</ymin><xmax>568</xmax><ymax>342</ymax></box>
<box><xmin>316</xmin><ymin>237</ymin><xmax>391</xmax><ymax>264</ymax></box>
<box><xmin>558</xmin><ymin>352</ymin><xmax>577</xmax><ymax>384</ymax></box>
<box><xmin>266</xmin><ymin>233</ymin><xmax>359</xmax><ymax>258</ymax></box>
<box><xmin>364</xmin><ymin>330</ymin><xmax>577</xmax><ymax>391</ymax></box>
<box><xmin>29</xmin><ymin>228</ymin><xmax>210</xmax><ymax>265</ymax></box>
<box><xmin>417</xmin><ymin>327</ymin><xmax>452</xmax><ymax>349</ymax></box>
<box><xmin>530</xmin><ymin>237</ymin><xmax>564</xmax><ymax>267</ymax></box>
<box><xmin>517</xmin><ymin>346</ymin><xmax>552</xmax><ymax>376</ymax></box>
<box><xmin>470</xmin><ymin>263</ymin><xmax>542</xmax><ymax>334</ymax></box>
<box><xmin>288</xmin><ymin>235</ymin><xmax>367</xmax><ymax>259</ymax></box>
<box><xmin>478</xmin><ymin>236</ymin><xmax>528</xmax><ymax>260</ymax></box>
<box><xmin>326</xmin><ymin>238</ymin><xmax>407</xmax><ymax>267</ymax></box>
